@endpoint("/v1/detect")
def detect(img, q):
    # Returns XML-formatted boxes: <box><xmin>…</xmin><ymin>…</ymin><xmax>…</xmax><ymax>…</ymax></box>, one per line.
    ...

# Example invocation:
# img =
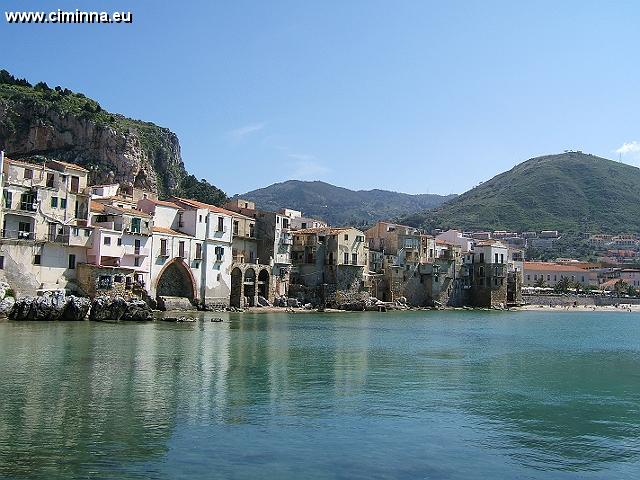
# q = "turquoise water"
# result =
<box><xmin>0</xmin><ymin>311</ymin><xmax>639</xmax><ymax>479</ymax></box>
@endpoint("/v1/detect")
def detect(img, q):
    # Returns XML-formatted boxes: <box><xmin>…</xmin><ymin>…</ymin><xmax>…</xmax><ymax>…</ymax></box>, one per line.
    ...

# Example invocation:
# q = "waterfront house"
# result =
<box><xmin>290</xmin><ymin>226</ymin><xmax>368</xmax><ymax>307</ymax></box>
<box><xmin>0</xmin><ymin>156</ymin><xmax>92</xmax><ymax>295</ymax></box>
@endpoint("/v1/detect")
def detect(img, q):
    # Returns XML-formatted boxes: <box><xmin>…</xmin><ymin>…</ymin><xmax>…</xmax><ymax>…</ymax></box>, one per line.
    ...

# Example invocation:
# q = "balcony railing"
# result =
<box><xmin>2</xmin><ymin>230</ymin><xmax>36</xmax><ymax>241</ymax></box>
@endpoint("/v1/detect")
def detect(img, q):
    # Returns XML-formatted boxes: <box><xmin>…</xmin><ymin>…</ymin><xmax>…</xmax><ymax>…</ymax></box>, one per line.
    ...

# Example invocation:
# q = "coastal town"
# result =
<box><xmin>0</xmin><ymin>151</ymin><xmax>638</xmax><ymax>314</ymax></box>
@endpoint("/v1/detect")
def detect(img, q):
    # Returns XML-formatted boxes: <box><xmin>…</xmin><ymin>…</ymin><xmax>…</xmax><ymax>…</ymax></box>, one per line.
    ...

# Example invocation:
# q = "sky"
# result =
<box><xmin>3</xmin><ymin>0</ymin><xmax>640</xmax><ymax>196</ymax></box>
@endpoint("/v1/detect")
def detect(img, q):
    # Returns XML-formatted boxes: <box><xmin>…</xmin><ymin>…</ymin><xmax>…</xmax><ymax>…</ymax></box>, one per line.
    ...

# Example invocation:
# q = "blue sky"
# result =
<box><xmin>3</xmin><ymin>0</ymin><xmax>640</xmax><ymax>196</ymax></box>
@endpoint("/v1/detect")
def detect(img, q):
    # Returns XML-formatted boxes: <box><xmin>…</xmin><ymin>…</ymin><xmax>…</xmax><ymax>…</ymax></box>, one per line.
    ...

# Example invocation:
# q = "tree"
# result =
<box><xmin>534</xmin><ymin>277</ymin><xmax>546</xmax><ymax>288</ymax></box>
<box><xmin>614</xmin><ymin>280</ymin><xmax>629</xmax><ymax>297</ymax></box>
<box><xmin>554</xmin><ymin>277</ymin><xmax>572</xmax><ymax>293</ymax></box>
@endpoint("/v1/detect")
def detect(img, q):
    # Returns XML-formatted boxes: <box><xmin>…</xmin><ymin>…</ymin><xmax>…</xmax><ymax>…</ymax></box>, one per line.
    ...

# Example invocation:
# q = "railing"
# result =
<box><xmin>123</xmin><ymin>246</ymin><xmax>150</xmax><ymax>256</ymax></box>
<box><xmin>2</xmin><ymin>230</ymin><xmax>36</xmax><ymax>241</ymax></box>
<box><xmin>19</xmin><ymin>202</ymin><xmax>37</xmax><ymax>212</ymax></box>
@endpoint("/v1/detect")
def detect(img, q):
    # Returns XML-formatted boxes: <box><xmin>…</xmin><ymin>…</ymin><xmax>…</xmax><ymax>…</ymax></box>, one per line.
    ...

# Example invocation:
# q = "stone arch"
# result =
<box><xmin>258</xmin><ymin>268</ymin><xmax>270</xmax><ymax>299</ymax></box>
<box><xmin>243</xmin><ymin>268</ymin><xmax>256</xmax><ymax>306</ymax></box>
<box><xmin>230</xmin><ymin>267</ymin><xmax>243</xmax><ymax>308</ymax></box>
<box><xmin>155</xmin><ymin>259</ymin><xmax>197</xmax><ymax>300</ymax></box>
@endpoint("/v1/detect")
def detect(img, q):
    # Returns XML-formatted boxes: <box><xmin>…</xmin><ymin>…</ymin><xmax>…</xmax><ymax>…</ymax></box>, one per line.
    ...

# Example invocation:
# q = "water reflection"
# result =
<box><xmin>0</xmin><ymin>312</ymin><xmax>639</xmax><ymax>479</ymax></box>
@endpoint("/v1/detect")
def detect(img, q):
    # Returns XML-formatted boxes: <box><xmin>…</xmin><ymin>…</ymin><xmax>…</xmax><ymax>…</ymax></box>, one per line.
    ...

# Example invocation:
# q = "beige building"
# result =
<box><xmin>523</xmin><ymin>261</ymin><xmax>598</xmax><ymax>287</ymax></box>
<box><xmin>0</xmin><ymin>157</ymin><xmax>92</xmax><ymax>295</ymax></box>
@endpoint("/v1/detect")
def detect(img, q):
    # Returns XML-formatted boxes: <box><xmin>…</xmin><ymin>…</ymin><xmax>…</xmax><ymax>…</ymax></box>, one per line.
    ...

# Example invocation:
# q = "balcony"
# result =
<box><xmin>2</xmin><ymin>230</ymin><xmax>36</xmax><ymax>241</ymax></box>
<box><xmin>123</xmin><ymin>245</ymin><xmax>150</xmax><ymax>257</ymax></box>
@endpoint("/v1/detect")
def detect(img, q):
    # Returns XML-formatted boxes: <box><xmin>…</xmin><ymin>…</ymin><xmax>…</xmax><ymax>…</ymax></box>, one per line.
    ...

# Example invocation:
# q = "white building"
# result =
<box><xmin>138</xmin><ymin>197</ymin><xmax>233</xmax><ymax>307</ymax></box>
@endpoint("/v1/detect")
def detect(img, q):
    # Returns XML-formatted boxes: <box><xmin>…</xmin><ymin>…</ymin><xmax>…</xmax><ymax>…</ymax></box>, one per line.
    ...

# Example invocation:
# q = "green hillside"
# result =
<box><xmin>402</xmin><ymin>152</ymin><xmax>640</xmax><ymax>233</ymax></box>
<box><xmin>241</xmin><ymin>180</ymin><xmax>455</xmax><ymax>227</ymax></box>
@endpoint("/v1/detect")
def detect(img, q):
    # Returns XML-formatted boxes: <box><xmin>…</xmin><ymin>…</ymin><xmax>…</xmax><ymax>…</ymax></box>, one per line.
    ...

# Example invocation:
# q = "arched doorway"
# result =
<box><xmin>156</xmin><ymin>259</ymin><xmax>196</xmax><ymax>300</ymax></box>
<box><xmin>230</xmin><ymin>267</ymin><xmax>243</xmax><ymax>307</ymax></box>
<box><xmin>243</xmin><ymin>268</ymin><xmax>256</xmax><ymax>306</ymax></box>
<box><xmin>258</xmin><ymin>269</ymin><xmax>270</xmax><ymax>299</ymax></box>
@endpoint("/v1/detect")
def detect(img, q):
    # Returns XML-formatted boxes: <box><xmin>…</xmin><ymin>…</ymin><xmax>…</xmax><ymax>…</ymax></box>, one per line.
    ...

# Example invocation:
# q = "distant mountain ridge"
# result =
<box><xmin>240</xmin><ymin>180</ymin><xmax>456</xmax><ymax>226</ymax></box>
<box><xmin>401</xmin><ymin>152</ymin><xmax>640</xmax><ymax>233</ymax></box>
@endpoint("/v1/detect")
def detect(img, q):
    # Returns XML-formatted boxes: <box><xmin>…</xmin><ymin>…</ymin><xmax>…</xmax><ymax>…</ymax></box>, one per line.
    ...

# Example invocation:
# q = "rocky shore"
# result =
<box><xmin>4</xmin><ymin>291</ymin><xmax>153</xmax><ymax>322</ymax></box>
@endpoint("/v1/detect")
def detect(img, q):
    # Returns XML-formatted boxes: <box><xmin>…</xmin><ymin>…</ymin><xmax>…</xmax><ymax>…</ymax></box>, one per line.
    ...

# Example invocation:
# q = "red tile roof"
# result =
<box><xmin>524</xmin><ymin>262</ymin><xmax>588</xmax><ymax>272</ymax></box>
<box><xmin>152</xmin><ymin>226</ymin><xmax>189</xmax><ymax>237</ymax></box>
<box><xmin>146</xmin><ymin>198</ymin><xmax>182</xmax><ymax>209</ymax></box>
<box><xmin>171</xmin><ymin>197</ymin><xmax>252</xmax><ymax>220</ymax></box>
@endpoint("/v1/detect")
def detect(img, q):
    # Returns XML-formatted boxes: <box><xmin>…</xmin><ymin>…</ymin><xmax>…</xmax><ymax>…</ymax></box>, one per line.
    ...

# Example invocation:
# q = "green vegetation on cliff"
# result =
<box><xmin>0</xmin><ymin>69</ymin><xmax>226</xmax><ymax>205</ymax></box>
<box><xmin>402</xmin><ymin>152</ymin><xmax>640</xmax><ymax>234</ymax></box>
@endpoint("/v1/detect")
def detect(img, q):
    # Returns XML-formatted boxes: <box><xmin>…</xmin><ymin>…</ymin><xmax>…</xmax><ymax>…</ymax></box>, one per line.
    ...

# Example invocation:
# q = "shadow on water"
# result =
<box><xmin>0</xmin><ymin>311</ymin><xmax>639</xmax><ymax>479</ymax></box>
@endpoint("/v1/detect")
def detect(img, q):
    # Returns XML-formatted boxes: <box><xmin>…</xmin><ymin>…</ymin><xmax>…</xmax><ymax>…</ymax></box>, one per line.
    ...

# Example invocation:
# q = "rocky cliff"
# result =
<box><xmin>0</xmin><ymin>70</ymin><xmax>226</xmax><ymax>203</ymax></box>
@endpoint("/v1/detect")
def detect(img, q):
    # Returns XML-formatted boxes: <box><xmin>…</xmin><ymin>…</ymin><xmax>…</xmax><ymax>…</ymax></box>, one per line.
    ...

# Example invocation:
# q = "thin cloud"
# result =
<box><xmin>615</xmin><ymin>141</ymin><xmax>640</xmax><ymax>156</ymax></box>
<box><xmin>288</xmin><ymin>155</ymin><xmax>330</xmax><ymax>180</ymax></box>
<box><xmin>227</xmin><ymin>122</ymin><xmax>265</xmax><ymax>142</ymax></box>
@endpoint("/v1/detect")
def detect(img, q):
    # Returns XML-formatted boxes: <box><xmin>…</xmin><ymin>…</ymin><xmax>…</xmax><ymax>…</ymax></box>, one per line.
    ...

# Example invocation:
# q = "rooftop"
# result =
<box><xmin>524</xmin><ymin>262</ymin><xmax>588</xmax><ymax>272</ymax></box>
<box><xmin>152</xmin><ymin>226</ymin><xmax>190</xmax><ymax>237</ymax></box>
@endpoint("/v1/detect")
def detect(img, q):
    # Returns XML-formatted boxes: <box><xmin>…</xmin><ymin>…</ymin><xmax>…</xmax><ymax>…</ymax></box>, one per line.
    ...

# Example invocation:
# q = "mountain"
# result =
<box><xmin>240</xmin><ymin>180</ymin><xmax>456</xmax><ymax>226</ymax></box>
<box><xmin>0</xmin><ymin>69</ymin><xmax>226</xmax><ymax>205</ymax></box>
<box><xmin>401</xmin><ymin>152</ymin><xmax>640</xmax><ymax>233</ymax></box>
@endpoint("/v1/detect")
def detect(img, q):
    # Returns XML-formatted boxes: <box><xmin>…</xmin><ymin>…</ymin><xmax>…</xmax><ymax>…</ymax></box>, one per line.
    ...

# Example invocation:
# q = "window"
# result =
<box><xmin>494</xmin><ymin>278</ymin><xmax>498</xmax><ymax>286</ymax></box>
<box><xmin>233</xmin><ymin>220</ymin><xmax>239</xmax><ymax>235</ymax></box>
<box><xmin>114</xmin><ymin>275</ymin><xmax>123</xmax><ymax>283</ymax></box>
<box><xmin>84</xmin><ymin>229</ymin><xmax>91</xmax><ymax>237</ymax></box>
<box><xmin>103</xmin><ymin>236</ymin><xmax>111</xmax><ymax>245</ymax></box>
<box><xmin>3</xmin><ymin>190</ymin><xmax>11</xmax><ymax>209</ymax></box>
<box><xmin>215</xmin><ymin>246</ymin><xmax>224</xmax><ymax>261</ymax></box>
<box><xmin>34</xmin><ymin>254</ymin><xmax>41</xmax><ymax>265</ymax></box>
<box><xmin>178</xmin><ymin>241</ymin><xmax>185</xmax><ymax>258</ymax></box>
<box><xmin>160</xmin><ymin>239</ymin><xmax>168</xmax><ymax>256</ymax></box>
<box><xmin>60</xmin><ymin>198</ymin><xmax>67</xmax><ymax>209</ymax></box>
<box><xmin>344</xmin><ymin>252</ymin><xmax>349</xmax><ymax>264</ymax></box>
<box><xmin>134</xmin><ymin>257</ymin><xmax>140</xmax><ymax>267</ymax></box>
<box><xmin>495</xmin><ymin>253</ymin><xmax>499</xmax><ymax>263</ymax></box>
<box><xmin>199</xmin><ymin>215</ymin><xmax>203</xmax><ymax>223</ymax></box>
<box><xmin>195</xmin><ymin>243</ymin><xmax>202</xmax><ymax>259</ymax></box>
<box><xmin>131</xmin><ymin>217</ymin><xmax>141</xmax><ymax>234</ymax></box>
<box><xmin>46</xmin><ymin>173</ymin><xmax>55</xmax><ymax>188</ymax></box>
<box><xmin>178</xmin><ymin>212</ymin><xmax>184</xmax><ymax>227</ymax></box>
<box><xmin>70</xmin><ymin>176</ymin><xmax>79</xmax><ymax>193</ymax></box>
<box><xmin>134</xmin><ymin>239</ymin><xmax>141</xmax><ymax>254</ymax></box>
<box><xmin>24</xmin><ymin>168</ymin><xmax>33</xmax><ymax>180</ymax></box>
<box><xmin>0</xmin><ymin>256</ymin><xmax>3</xmax><ymax>269</ymax></box>
<box><xmin>352</xmin><ymin>253</ymin><xmax>358</xmax><ymax>265</ymax></box>
<box><xmin>249</xmin><ymin>223</ymin><xmax>255</xmax><ymax>238</ymax></box>
<box><xmin>500</xmin><ymin>253</ymin><xmax>504</xmax><ymax>263</ymax></box>
<box><xmin>282</xmin><ymin>218</ymin><xmax>289</xmax><ymax>229</ymax></box>
<box><xmin>218</xmin><ymin>217</ymin><xmax>224</xmax><ymax>232</ymax></box>
<box><xmin>344</xmin><ymin>234</ymin><xmax>349</xmax><ymax>241</ymax></box>
<box><xmin>479</xmin><ymin>253</ymin><xmax>485</xmax><ymax>263</ymax></box>
<box><xmin>117</xmin><ymin>238</ymin><xmax>122</xmax><ymax>246</ymax></box>
<box><xmin>301</xmin><ymin>222</ymin><xmax>307</xmax><ymax>229</ymax></box>
<box><xmin>68</xmin><ymin>254</ymin><xmax>76</xmax><ymax>270</ymax></box>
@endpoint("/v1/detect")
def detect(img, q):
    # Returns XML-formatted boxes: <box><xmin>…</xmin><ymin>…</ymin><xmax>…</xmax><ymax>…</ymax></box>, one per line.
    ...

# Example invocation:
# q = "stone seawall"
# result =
<box><xmin>524</xmin><ymin>295</ymin><xmax>640</xmax><ymax>307</ymax></box>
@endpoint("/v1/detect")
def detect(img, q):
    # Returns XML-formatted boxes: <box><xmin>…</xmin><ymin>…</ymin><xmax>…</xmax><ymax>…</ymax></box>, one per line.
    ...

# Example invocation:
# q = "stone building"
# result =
<box><xmin>289</xmin><ymin>227</ymin><xmax>368</xmax><ymax>307</ymax></box>
<box><xmin>462</xmin><ymin>240</ymin><xmax>521</xmax><ymax>307</ymax></box>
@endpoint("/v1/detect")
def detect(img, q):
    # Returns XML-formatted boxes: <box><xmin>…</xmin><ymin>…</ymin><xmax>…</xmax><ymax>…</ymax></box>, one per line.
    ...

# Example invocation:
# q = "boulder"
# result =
<box><xmin>60</xmin><ymin>295</ymin><xmax>91</xmax><ymax>321</ymax></box>
<box><xmin>257</xmin><ymin>296</ymin><xmax>271</xmax><ymax>307</ymax></box>
<box><xmin>161</xmin><ymin>316</ymin><xmax>195</xmax><ymax>323</ymax></box>
<box><xmin>0</xmin><ymin>296</ymin><xmax>15</xmax><ymax>317</ymax></box>
<box><xmin>122</xmin><ymin>299</ymin><xmax>153</xmax><ymax>321</ymax></box>
<box><xmin>90</xmin><ymin>296</ymin><xmax>129</xmax><ymax>322</ymax></box>
<box><xmin>287</xmin><ymin>298</ymin><xmax>300</xmax><ymax>308</ymax></box>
